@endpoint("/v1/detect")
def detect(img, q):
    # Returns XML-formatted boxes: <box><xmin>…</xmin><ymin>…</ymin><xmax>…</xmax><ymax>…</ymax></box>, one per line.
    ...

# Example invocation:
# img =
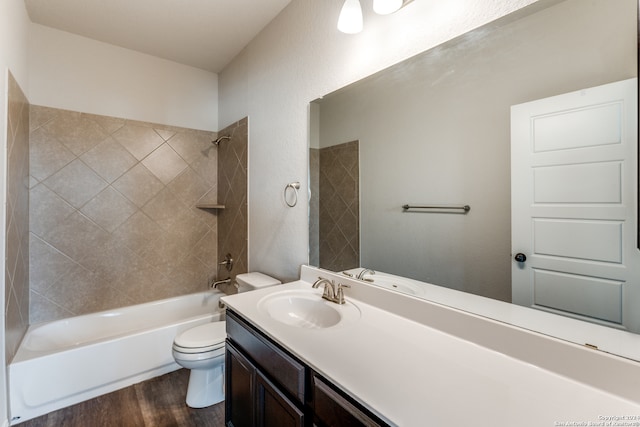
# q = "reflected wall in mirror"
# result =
<box><xmin>309</xmin><ymin>0</ymin><xmax>638</xmax><ymax>336</ymax></box>
<box><xmin>309</xmin><ymin>140</ymin><xmax>360</xmax><ymax>271</ymax></box>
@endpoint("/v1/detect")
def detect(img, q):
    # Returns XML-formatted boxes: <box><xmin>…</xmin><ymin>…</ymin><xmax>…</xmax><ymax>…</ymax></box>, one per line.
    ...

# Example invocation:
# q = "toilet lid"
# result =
<box><xmin>174</xmin><ymin>321</ymin><xmax>226</xmax><ymax>348</ymax></box>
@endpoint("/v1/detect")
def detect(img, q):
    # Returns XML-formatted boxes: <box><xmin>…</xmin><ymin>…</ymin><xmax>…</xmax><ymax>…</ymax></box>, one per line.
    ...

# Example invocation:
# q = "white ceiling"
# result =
<box><xmin>23</xmin><ymin>0</ymin><xmax>292</xmax><ymax>73</ymax></box>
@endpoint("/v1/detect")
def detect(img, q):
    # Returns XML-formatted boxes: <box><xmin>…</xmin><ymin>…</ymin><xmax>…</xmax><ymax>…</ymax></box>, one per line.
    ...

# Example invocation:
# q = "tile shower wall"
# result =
<box><xmin>5</xmin><ymin>72</ymin><xmax>30</xmax><ymax>361</ymax></box>
<box><xmin>318</xmin><ymin>141</ymin><xmax>359</xmax><ymax>272</ymax></box>
<box><xmin>29</xmin><ymin>106</ymin><xmax>219</xmax><ymax>323</ymax></box>
<box><xmin>217</xmin><ymin>118</ymin><xmax>248</xmax><ymax>286</ymax></box>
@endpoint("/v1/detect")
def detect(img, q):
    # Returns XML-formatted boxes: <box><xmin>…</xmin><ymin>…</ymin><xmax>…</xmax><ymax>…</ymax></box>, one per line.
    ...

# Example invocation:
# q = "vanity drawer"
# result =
<box><xmin>226</xmin><ymin>310</ymin><xmax>306</xmax><ymax>403</ymax></box>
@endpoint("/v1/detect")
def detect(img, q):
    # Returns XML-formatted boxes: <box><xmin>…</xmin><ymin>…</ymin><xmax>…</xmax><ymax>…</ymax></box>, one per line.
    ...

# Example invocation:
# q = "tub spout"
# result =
<box><xmin>356</xmin><ymin>268</ymin><xmax>375</xmax><ymax>281</ymax></box>
<box><xmin>210</xmin><ymin>278</ymin><xmax>231</xmax><ymax>289</ymax></box>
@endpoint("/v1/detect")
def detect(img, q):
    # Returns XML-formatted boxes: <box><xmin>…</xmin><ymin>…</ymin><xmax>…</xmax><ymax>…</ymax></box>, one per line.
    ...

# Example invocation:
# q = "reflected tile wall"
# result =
<box><xmin>29</xmin><ymin>106</ymin><xmax>219</xmax><ymax>323</ymax></box>
<box><xmin>217</xmin><ymin>118</ymin><xmax>248</xmax><ymax>289</ymax></box>
<box><xmin>309</xmin><ymin>148</ymin><xmax>320</xmax><ymax>266</ymax></box>
<box><xmin>318</xmin><ymin>141</ymin><xmax>359</xmax><ymax>272</ymax></box>
<box><xmin>5</xmin><ymin>72</ymin><xmax>30</xmax><ymax>362</ymax></box>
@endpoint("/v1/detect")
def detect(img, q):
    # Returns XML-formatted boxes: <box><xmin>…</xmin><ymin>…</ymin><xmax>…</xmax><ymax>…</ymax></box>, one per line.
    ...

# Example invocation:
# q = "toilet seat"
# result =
<box><xmin>173</xmin><ymin>322</ymin><xmax>226</xmax><ymax>354</ymax></box>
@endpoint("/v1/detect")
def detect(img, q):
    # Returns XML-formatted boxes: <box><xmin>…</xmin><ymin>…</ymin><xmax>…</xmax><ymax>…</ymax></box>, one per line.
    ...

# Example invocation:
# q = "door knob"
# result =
<box><xmin>514</xmin><ymin>253</ymin><xmax>527</xmax><ymax>263</ymax></box>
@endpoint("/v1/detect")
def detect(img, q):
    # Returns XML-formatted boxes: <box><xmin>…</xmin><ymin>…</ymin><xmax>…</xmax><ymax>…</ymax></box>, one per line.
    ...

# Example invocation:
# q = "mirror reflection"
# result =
<box><xmin>309</xmin><ymin>0</ymin><xmax>638</xmax><ymax>335</ymax></box>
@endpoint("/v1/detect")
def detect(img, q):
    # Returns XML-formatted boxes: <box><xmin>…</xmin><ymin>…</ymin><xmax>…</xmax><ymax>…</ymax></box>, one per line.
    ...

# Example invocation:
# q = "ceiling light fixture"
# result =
<box><xmin>372</xmin><ymin>0</ymin><xmax>403</xmax><ymax>15</ymax></box>
<box><xmin>338</xmin><ymin>0</ymin><xmax>411</xmax><ymax>34</ymax></box>
<box><xmin>337</xmin><ymin>0</ymin><xmax>364</xmax><ymax>34</ymax></box>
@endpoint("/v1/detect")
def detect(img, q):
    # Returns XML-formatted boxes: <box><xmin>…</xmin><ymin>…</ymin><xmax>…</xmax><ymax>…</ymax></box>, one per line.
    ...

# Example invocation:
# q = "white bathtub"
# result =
<box><xmin>9</xmin><ymin>291</ymin><xmax>225</xmax><ymax>425</ymax></box>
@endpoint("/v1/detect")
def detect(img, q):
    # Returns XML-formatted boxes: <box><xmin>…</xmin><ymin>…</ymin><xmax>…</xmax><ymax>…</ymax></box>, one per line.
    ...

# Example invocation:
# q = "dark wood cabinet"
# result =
<box><xmin>225</xmin><ymin>310</ymin><xmax>387</xmax><ymax>427</ymax></box>
<box><xmin>256</xmin><ymin>370</ymin><xmax>305</xmax><ymax>427</ymax></box>
<box><xmin>225</xmin><ymin>341</ymin><xmax>255</xmax><ymax>427</ymax></box>
<box><xmin>311</xmin><ymin>374</ymin><xmax>382</xmax><ymax>427</ymax></box>
<box><xmin>226</xmin><ymin>339</ymin><xmax>304</xmax><ymax>427</ymax></box>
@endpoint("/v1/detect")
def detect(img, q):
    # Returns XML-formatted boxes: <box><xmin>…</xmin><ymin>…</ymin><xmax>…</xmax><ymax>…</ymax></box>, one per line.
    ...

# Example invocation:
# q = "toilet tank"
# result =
<box><xmin>236</xmin><ymin>272</ymin><xmax>281</xmax><ymax>293</ymax></box>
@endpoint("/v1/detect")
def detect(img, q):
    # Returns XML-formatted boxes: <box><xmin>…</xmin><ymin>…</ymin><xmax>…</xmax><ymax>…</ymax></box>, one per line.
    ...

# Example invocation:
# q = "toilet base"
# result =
<box><xmin>185</xmin><ymin>361</ymin><xmax>225</xmax><ymax>408</ymax></box>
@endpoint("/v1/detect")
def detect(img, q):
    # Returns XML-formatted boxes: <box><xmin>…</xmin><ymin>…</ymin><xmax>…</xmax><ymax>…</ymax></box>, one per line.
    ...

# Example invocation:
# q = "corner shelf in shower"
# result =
<box><xmin>195</xmin><ymin>203</ymin><xmax>225</xmax><ymax>210</ymax></box>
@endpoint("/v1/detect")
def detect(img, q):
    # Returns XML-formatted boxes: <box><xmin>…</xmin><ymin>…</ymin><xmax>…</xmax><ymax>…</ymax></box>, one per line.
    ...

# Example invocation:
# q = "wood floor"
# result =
<box><xmin>19</xmin><ymin>369</ymin><xmax>225</xmax><ymax>427</ymax></box>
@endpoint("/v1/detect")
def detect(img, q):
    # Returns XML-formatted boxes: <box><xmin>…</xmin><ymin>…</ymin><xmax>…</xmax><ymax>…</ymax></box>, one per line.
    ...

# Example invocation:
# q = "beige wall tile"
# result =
<box><xmin>167</xmin><ymin>131</ymin><xmax>213</xmax><ymax>165</ymax></box>
<box><xmin>43</xmin><ymin>159</ymin><xmax>109</xmax><ymax>208</ymax></box>
<box><xmin>79</xmin><ymin>237</ymin><xmax>140</xmax><ymax>284</ymax></box>
<box><xmin>141</xmin><ymin>143</ymin><xmax>188</xmax><ymax>185</ymax></box>
<box><xmin>29</xmin><ymin>234</ymin><xmax>77</xmax><ymax>293</ymax></box>
<box><xmin>318</xmin><ymin>141</ymin><xmax>360</xmax><ymax>272</ymax></box>
<box><xmin>43</xmin><ymin>112</ymin><xmax>109</xmax><ymax>156</ymax></box>
<box><xmin>80</xmin><ymin>136</ymin><xmax>137</xmax><ymax>183</ymax></box>
<box><xmin>29</xmin><ymin>106</ymin><xmax>222</xmax><ymax>322</ymax></box>
<box><xmin>29</xmin><ymin>105</ymin><xmax>59</xmax><ymax>132</ymax></box>
<box><xmin>154</xmin><ymin>128</ymin><xmax>177</xmax><ymax>141</ymax></box>
<box><xmin>167</xmin><ymin>167</ymin><xmax>210</xmax><ymax>206</ymax></box>
<box><xmin>29</xmin><ymin>126</ymin><xmax>76</xmax><ymax>182</ymax></box>
<box><xmin>43</xmin><ymin>211</ymin><xmax>111</xmax><ymax>261</ymax></box>
<box><xmin>110</xmin><ymin>211</ymin><xmax>162</xmax><ymax>254</ymax></box>
<box><xmin>30</xmin><ymin>183</ymin><xmax>76</xmax><ymax>238</ymax></box>
<box><xmin>81</xmin><ymin>112</ymin><xmax>125</xmax><ymax>135</ymax></box>
<box><xmin>217</xmin><ymin>119</ymin><xmax>248</xmax><ymax>285</ymax></box>
<box><xmin>192</xmin><ymin>230</ymin><xmax>218</xmax><ymax>268</ymax></box>
<box><xmin>113</xmin><ymin>124</ymin><xmax>165</xmax><ymax>160</ymax></box>
<box><xmin>5</xmin><ymin>72</ymin><xmax>30</xmax><ymax>363</ymax></box>
<box><xmin>112</xmin><ymin>163</ymin><xmax>164</xmax><ymax>208</ymax></box>
<box><xmin>80</xmin><ymin>187</ymin><xmax>138</xmax><ymax>232</ymax></box>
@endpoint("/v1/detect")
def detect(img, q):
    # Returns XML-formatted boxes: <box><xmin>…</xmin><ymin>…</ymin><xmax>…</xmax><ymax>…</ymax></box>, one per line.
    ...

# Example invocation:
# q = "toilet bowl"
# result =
<box><xmin>172</xmin><ymin>272</ymin><xmax>281</xmax><ymax>408</ymax></box>
<box><xmin>172</xmin><ymin>322</ymin><xmax>226</xmax><ymax>408</ymax></box>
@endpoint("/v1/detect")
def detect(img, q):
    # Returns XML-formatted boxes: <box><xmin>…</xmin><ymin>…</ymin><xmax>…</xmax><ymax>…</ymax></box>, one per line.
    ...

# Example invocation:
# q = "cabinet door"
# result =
<box><xmin>227</xmin><ymin>310</ymin><xmax>306</xmax><ymax>402</ymax></box>
<box><xmin>226</xmin><ymin>342</ymin><xmax>255</xmax><ymax>427</ymax></box>
<box><xmin>256</xmin><ymin>371</ymin><xmax>305</xmax><ymax>427</ymax></box>
<box><xmin>313</xmin><ymin>375</ymin><xmax>384</xmax><ymax>427</ymax></box>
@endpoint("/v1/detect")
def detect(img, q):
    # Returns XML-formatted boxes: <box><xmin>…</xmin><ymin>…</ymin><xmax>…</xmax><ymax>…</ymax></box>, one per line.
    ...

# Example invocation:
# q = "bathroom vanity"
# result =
<box><xmin>225</xmin><ymin>310</ymin><xmax>386</xmax><ymax>426</ymax></box>
<box><xmin>221</xmin><ymin>266</ymin><xmax>640</xmax><ymax>427</ymax></box>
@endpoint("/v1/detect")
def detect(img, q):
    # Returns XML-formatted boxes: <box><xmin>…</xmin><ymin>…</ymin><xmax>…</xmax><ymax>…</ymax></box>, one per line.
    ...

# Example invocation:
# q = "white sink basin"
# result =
<box><xmin>257</xmin><ymin>289</ymin><xmax>360</xmax><ymax>329</ymax></box>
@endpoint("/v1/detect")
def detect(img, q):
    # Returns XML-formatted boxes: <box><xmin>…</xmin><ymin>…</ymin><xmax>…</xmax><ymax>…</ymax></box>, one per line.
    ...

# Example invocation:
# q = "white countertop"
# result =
<box><xmin>221</xmin><ymin>267</ymin><xmax>640</xmax><ymax>427</ymax></box>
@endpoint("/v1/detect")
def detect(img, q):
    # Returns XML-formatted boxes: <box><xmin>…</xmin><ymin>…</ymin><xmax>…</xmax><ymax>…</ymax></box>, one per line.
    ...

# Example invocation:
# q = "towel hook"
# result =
<box><xmin>284</xmin><ymin>182</ymin><xmax>301</xmax><ymax>207</ymax></box>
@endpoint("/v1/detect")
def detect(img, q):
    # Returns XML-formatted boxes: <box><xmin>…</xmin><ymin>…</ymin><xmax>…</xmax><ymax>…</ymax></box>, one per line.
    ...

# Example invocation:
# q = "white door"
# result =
<box><xmin>511</xmin><ymin>78</ymin><xmax>639</xmax><ymax>332</ymax></box>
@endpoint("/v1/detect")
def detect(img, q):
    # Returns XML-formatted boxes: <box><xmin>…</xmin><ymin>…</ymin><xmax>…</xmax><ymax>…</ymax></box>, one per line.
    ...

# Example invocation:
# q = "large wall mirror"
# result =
<box><xmin>309</xmin><ymin>0</ymin><xmax>639</xmax><ymax>359</ymax></box>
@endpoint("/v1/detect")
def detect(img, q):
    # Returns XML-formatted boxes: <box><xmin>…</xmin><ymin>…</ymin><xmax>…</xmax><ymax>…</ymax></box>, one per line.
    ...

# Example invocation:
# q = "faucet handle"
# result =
<box><xmin>335</xmin><ymin>283</ymin><xmax>350</xmax><ymax>304</ymax></box>
<box><xmin>323</xmin><ymin>280</ymin><xmax>336</xmax><ymax>299</ymax></box>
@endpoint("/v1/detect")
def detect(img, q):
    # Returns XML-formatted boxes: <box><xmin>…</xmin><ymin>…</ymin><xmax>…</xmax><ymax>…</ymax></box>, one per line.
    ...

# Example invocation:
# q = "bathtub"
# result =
<box><xmin>9</xmin><ymin>291</ymin><xmax>224</xmax><ymax>424</ymax></box>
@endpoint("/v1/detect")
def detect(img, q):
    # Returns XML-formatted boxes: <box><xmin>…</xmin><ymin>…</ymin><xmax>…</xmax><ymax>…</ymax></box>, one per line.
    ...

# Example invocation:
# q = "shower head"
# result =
<box><xmin>212</xmin><ymin>135</ymin><xmax>231</xmax><ymax>146</ymax></box>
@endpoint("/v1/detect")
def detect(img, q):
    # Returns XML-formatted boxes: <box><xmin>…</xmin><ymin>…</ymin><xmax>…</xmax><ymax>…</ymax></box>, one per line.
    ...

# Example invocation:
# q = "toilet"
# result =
<box><xmin>172</xmin><ymin>272</ymin><xmax>281</xmax><ymax>408</ymax></box>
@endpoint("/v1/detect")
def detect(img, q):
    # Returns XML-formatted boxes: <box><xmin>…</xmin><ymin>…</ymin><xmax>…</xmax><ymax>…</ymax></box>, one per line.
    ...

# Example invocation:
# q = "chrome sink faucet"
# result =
<box><xmin>312</xmin><ymin>277</ymin><xmax>350</xmax><ymax>304</ymax></box>
<box><xmin>356</xmin><ymin>268</ymin><xmax>375</xmax><ymax>280</ymax></box>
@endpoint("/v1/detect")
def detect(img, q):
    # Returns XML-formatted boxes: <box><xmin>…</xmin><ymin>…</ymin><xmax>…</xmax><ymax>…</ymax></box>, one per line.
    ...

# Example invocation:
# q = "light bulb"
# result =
<box><xmin>337</xmin><ymin>0</ymin><xmax>363</xmax><ymax>34</ymax></box>
<box><xmin>373</xmin><ymin>0</ymin><xmax>403</xmax><ymax>15</ymax></box>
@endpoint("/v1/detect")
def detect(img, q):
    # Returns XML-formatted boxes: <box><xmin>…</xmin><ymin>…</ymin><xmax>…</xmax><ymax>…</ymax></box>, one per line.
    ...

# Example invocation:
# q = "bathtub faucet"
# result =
<box><xmin>356</xmin><ymin>268</ymin><xmax>375</xmax><ymax>281</ymax></box>
<box><xmin>210</xmin><ymin>278</ymin><xmax>231</xmax><ymax>289</ymax></box>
